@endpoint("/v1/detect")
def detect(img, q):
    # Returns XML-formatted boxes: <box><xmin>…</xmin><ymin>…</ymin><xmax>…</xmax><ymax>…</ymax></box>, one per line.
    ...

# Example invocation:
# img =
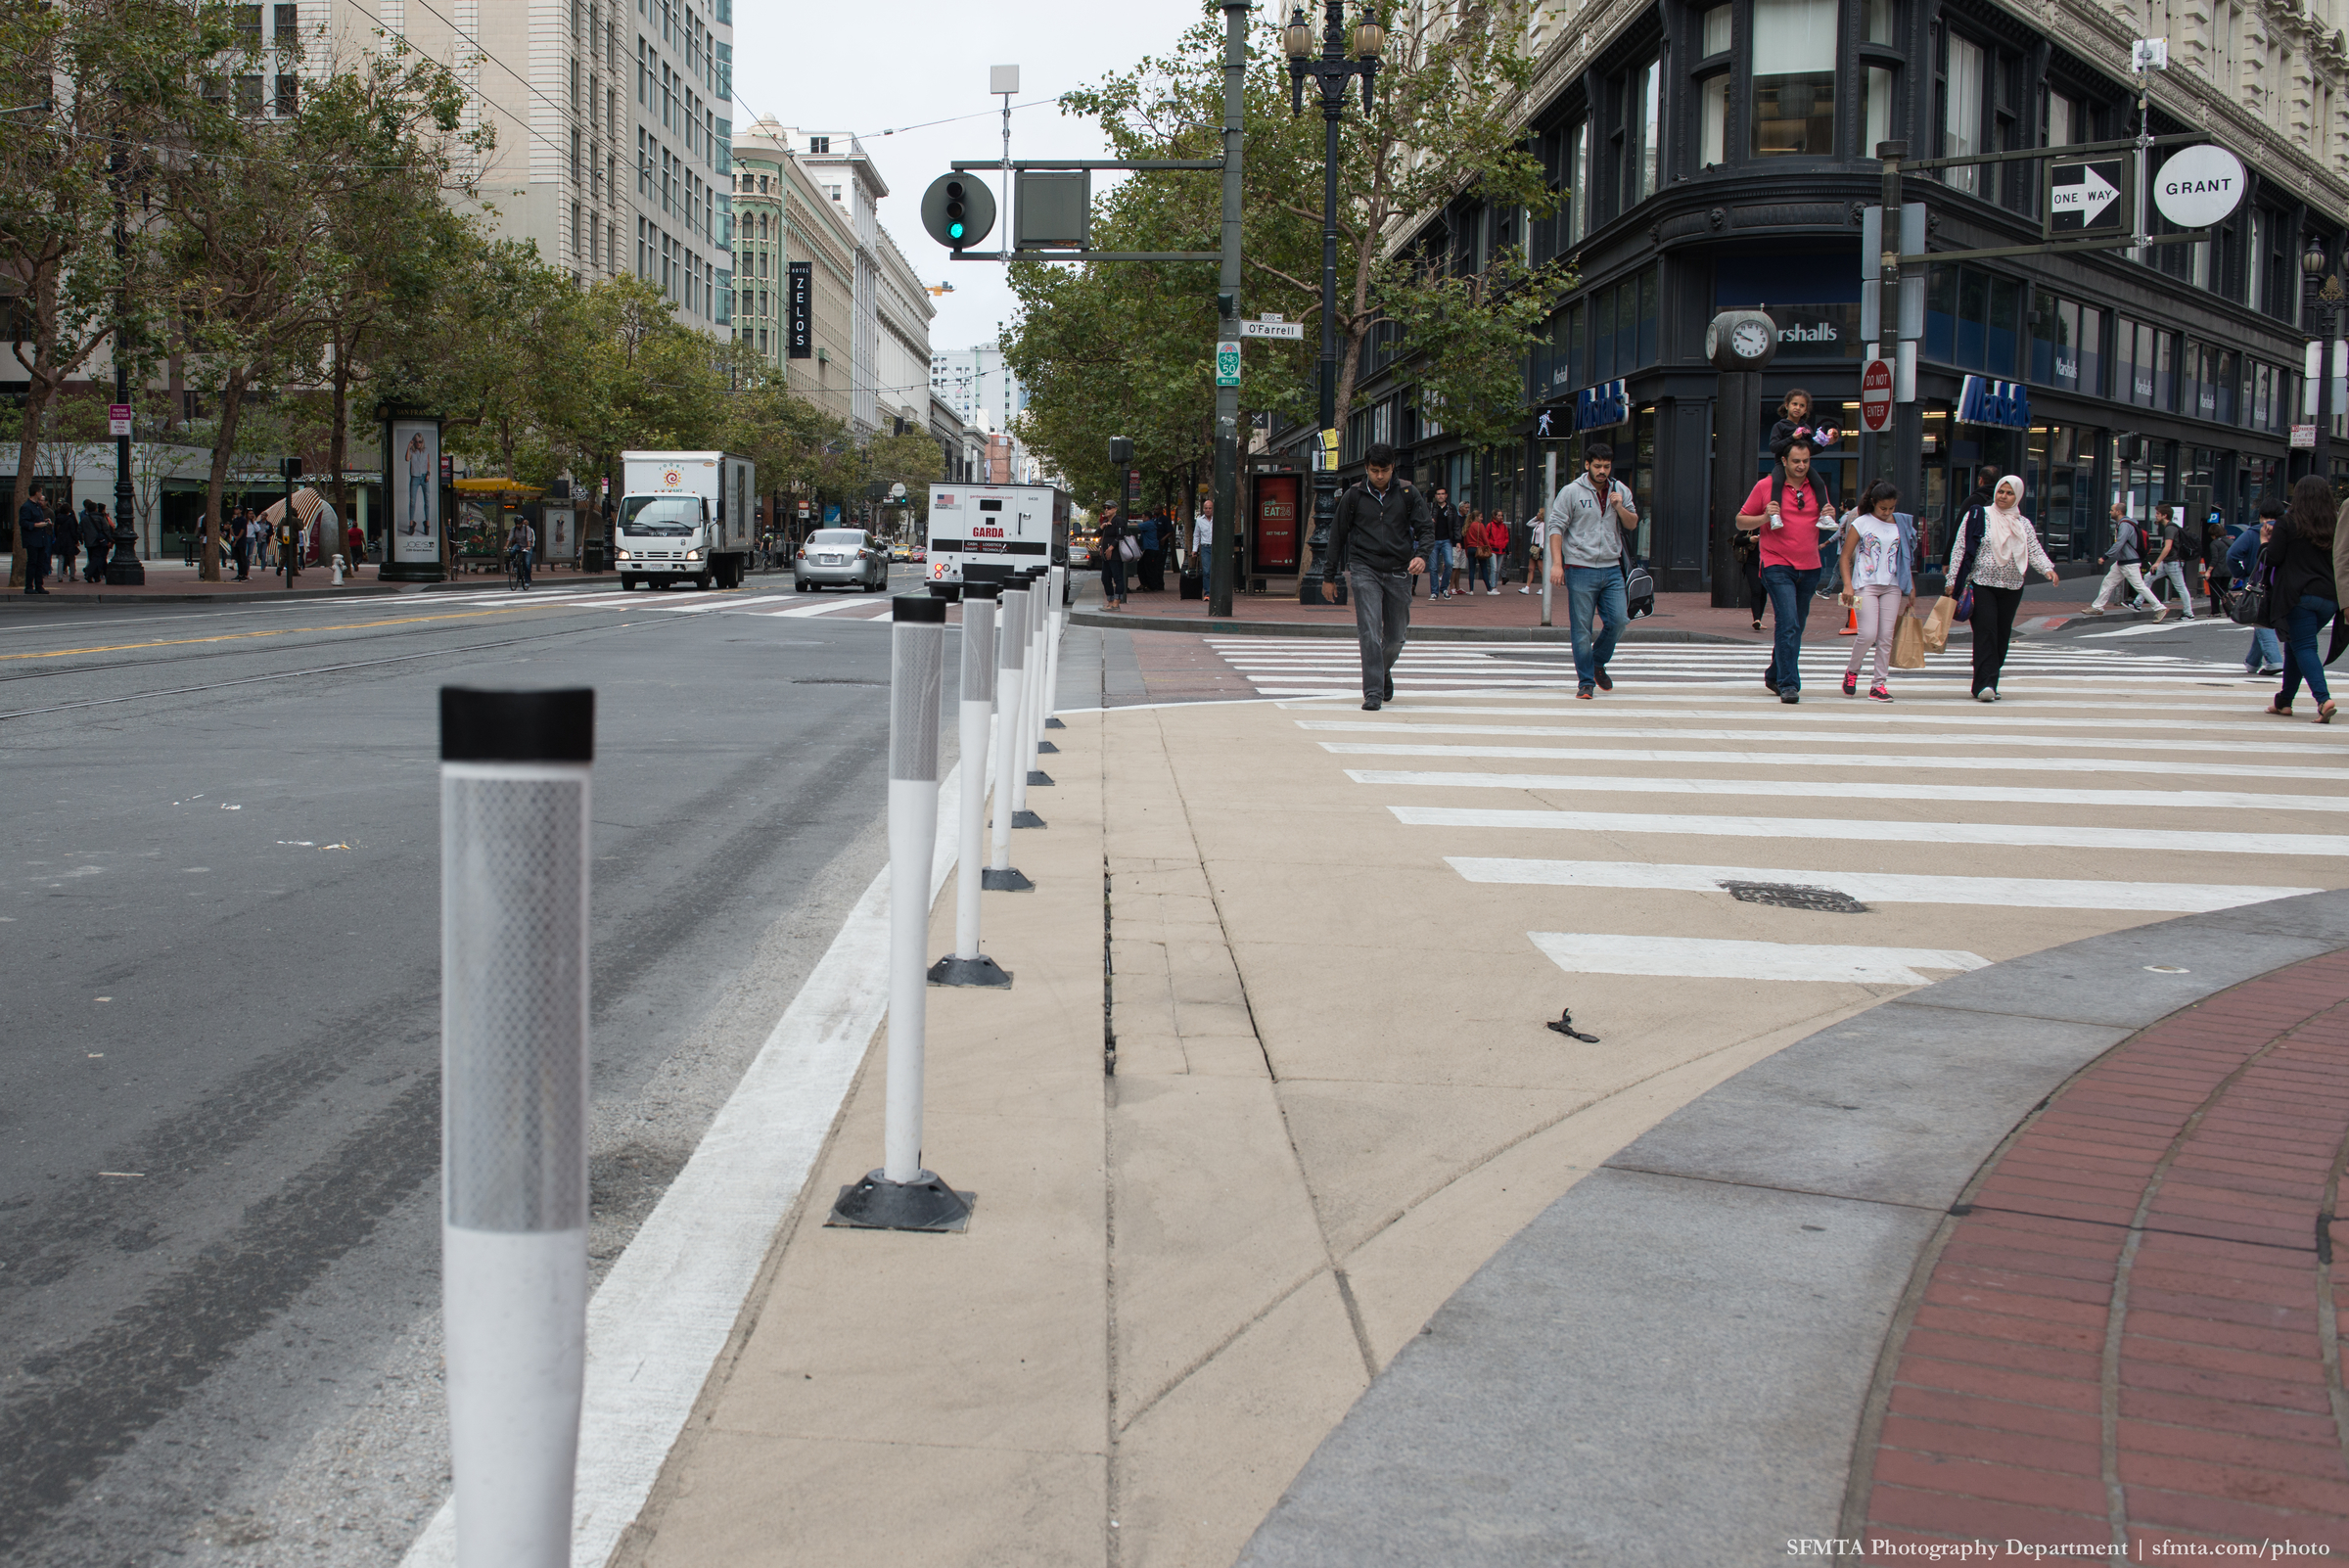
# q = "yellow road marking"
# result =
<box><xmin>0</xmin><ymin>603</ymin><xmax>575</xmax><ymax>663</ymax></box>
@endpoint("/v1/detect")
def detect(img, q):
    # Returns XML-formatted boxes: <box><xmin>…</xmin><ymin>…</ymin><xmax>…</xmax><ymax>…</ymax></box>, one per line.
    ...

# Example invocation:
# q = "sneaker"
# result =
<box><xmin>1517</xmin><ymin>586</ymin><xmax>1529</xmax><ymax>594</ymax></box>
<box><xmin>1576</xmin><ymin>683</ymin><xmax>1594</xmax><ymax>700</ymax></box>
<box><xmin>2153</xmin><ymin>606</ymin><xmax>2170</xmax><ymax>623</ymax></box>
<box><xmin>2082</xmin><ymin>605</ymin><xmax>2105</xmax><ymax>616</ymax></box>
<box><xmin>1989</xmin><ymin>690</ymin><xmax>2003</xmax><ymax>701</ymax></box>
<box><xmin>1361</xmin><ymin>699</ymin><xmax>1381</xmax><ymax>712</ymax></box>
<box><xmin>2258</xmin><ymin>665</ymin><xmax>2285</xmax><ymax>675</ymax></box>
<box><xmin>1843</xmin><ymin>670</ymin><xmax>1859</xmax><ymax>697</ymax></box>
<box><xmin>1751</xmin><ymin>619</ymin><xmax>1762</xmax><ymax>630</ymax></box>
<box><xmin>1594</xmin><ymin>668</ymin><xmax>1612</xmax><ymax>691</ymax></box>
<box><xmin>1779</xmin><ymin>691</ymin><xmax>1801</xmax><ymax>704</ymax></box>
<box><xmin>1868</xmin><ymin>683</ymin><xmax>1894</xmax><ymax>702</ymax></box>
<box><xmin>1975</xmin><ymin>689</ymin><xmax>1996</xmax><ymax>703</ymax></box>
<box><xmin>1383</xmin><ymin>675</ymin><xmax>1395</xmax><ymax>702</ymax></box>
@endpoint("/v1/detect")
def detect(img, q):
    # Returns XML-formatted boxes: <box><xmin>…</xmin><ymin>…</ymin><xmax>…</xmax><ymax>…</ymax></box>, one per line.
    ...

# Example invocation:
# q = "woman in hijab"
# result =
<box><xmin>2262</xmin><ymin>475</ymin><xmax>2340</xmax><ymax>721</ymax></box>
<box><xmin>1945</xmin><ymin>473</ymin><xmax>2061</xmax><ymax>702</ymax></box>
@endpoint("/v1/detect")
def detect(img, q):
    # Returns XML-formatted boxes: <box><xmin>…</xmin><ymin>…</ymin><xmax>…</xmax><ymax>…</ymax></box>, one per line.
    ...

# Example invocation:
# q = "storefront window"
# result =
<box><xmin>1631</xmin><ymin>405</ymin><xmax>1658</xmax><ymax>559</ymax></box>
<box><xmin>1927</xmin><ymin>265</ymin><xmax>2019</xmax><ymax>375</ymax></box>
<box><xmin>1753</xmin><ymin>0</ymin><xmax>1836</xmax><ymax>157</ymax></box>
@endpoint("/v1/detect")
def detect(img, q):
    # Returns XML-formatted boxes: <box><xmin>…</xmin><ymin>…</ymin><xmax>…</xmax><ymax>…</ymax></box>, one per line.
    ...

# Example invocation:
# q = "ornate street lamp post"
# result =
<box><xmin>1286</xmin><ymin>1</ymin><xmax>1382</xmax><ymax>605</ymax></box>
<box><xmin>2304</xmin><ymin>238</ymin><xmax>2341</xmax><ymax>490</ymax></box>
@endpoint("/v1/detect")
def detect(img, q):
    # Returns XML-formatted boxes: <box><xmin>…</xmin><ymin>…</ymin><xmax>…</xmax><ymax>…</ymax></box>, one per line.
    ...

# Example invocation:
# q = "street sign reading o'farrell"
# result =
<box><xmin>2153</xmin><ymin>145</ymin><xmax>2247</xmax><ymax>228</ymax></box>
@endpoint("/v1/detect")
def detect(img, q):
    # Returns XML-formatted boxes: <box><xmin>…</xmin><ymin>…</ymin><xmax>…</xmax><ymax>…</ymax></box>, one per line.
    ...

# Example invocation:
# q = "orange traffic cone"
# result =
<box><xmin>1839</xmin><ymin>606</ymin><xmax>1858</xmax><ymax>636</ymax></box>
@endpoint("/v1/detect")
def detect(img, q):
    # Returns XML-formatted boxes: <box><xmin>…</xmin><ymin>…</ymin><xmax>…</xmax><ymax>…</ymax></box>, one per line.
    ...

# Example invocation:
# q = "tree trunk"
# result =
<box><xmin>201</xmin><ymin>368</ymin><xmax>252</xmax><ymax>583</ymax></box>
<box><xmin>328</xmin><ymin>341</ymin><xmax>351</xmax><ymax>575</ymax></box>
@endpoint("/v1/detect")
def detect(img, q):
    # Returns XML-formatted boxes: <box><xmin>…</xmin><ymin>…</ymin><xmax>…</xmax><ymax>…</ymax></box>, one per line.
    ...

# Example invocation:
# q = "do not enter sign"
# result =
<box><xmin>1860</xmin><ymin>357</ymin><xmax>1894</xmax><ymax>434</ymax></box>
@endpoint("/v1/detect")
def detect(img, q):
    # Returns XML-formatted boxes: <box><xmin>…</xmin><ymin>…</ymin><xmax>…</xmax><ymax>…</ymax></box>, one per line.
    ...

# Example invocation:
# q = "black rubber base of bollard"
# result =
<box><xmin>981</xmin><ymin>866</ymin><xmax>1035</xmax><ymax>891</ymax></box>
<box><xmin>1027</xmin><ymin>769</ymin><xmax>1054</xmax><ymax>786</ymax></box>
<box><xmin>1045</xmin><ymin>715</ymin><xmax>1066</xmax><ymax>729</ymax></box>
<box><xmin>825</xmin><ymin>1170</ymin><xmax>975</xmax><ymax>1232</ymax></box>
<box><xmin>928</xmin><ymin>953</ymin><xmax>1013</xmax><ymax>988</ymax></box>
<box><xmin>1037</xmin><ymin>741</ymin><xmax>1060</xmax><ymax>754</ymax></box>
<box><xmin>1013</xmin><ymin>810</ymin><xmax>1046</xmax><ymax>829</ymax></box>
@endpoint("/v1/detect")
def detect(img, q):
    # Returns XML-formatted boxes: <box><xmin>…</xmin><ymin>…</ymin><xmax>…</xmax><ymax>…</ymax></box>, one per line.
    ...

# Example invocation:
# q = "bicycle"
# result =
<box><xmin>505</xmin><ymin>549</ymin><xmax>527</xmax><ymax>590</ymax></box>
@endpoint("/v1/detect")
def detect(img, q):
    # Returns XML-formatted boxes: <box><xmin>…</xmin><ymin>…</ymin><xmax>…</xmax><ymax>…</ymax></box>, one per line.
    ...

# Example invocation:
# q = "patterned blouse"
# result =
<box><xmin>1949</xmin><ymin>514</ymin><xmax>2057</xmax><ymax>590</ymax></box>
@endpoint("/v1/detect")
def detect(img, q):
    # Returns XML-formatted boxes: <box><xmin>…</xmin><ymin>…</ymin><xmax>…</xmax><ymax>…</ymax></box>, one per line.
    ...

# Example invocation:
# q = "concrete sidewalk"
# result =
<box><xmin>606</xmin><ymin>656</ymin><xmax>2348</xmax><ymax>1566</ymax></box>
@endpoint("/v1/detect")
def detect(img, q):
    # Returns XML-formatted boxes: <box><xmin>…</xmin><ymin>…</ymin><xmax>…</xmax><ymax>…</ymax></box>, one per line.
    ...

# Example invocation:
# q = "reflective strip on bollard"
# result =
<box><xmin>826</xmin><ymin>595</ymin><xmax>973</xmax><ymax>1231</ymax></box>
<box><xmin>438</xmin><ymin>685</ymin><xmax>593</xmax><ymax>1568</ymax></box>
<box><xmin>931</xmin><ymin>580</ymin><xmax>1009</xmax><ymax>986</ymax></box>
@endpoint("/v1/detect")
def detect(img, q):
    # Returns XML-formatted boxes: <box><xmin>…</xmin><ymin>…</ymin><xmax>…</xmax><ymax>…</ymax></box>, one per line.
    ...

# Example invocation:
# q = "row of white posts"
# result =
<box><xmin>432</xmin><ymin>564</ymin><xmax>1068</xmax><ymax>1566</ymax></box>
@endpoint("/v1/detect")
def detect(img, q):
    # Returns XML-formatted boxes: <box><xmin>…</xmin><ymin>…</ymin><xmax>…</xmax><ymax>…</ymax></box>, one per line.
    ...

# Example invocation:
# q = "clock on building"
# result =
<box><xmin>1705</xmin><ymin>309</ymin><xmax>1780</xmax><ymax>372</ymax></box>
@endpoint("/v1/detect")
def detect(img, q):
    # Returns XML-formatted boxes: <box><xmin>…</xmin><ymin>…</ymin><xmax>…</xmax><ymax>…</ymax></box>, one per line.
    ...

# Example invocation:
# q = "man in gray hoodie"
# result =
<box><xmin>1543</xmin><ymin>440</ymin><xmax>1639</xmax><ymax>698</ymax></box>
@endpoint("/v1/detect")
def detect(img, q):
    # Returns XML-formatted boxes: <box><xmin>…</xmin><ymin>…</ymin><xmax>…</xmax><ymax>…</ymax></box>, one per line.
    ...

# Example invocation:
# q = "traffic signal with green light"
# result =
<box><xmin>921</xmin><ymin>172</ymin><xmax>995</xmax><ymax>252</ymax></box>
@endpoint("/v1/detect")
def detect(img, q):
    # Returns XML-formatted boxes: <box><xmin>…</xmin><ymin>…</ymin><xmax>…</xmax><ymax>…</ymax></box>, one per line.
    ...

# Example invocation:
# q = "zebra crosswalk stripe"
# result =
<box><xmin>1446</xmin><ymin>857</ymin><xmax>2318</xmax><ymax>912</ymax></box>
<box><xmin>1388</xmin><ymin>805</ymin><xmax>2349</xmax><ymax>856</ymax></box>
<box><xmin>1317</xmin><ymin>741</ymin><xmax>2349</xmax><ymax>783</ymax></box>
<box><xmin>1350</xmin><ymin>767</ymin><xmax>2348</xmax><ymax>813</ymax></box>
<box><xmin>1528</xmin><ymin>931</ymin><xmax>1989</xmax><ymax>985</ymax></box>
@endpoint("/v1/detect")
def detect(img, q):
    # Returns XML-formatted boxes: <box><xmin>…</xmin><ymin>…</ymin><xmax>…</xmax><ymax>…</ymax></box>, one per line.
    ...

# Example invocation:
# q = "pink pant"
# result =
<box><xmin>1844</xmin><ymin>583</ymin><xmax>1903</xmax><ymax>686</ymax></box>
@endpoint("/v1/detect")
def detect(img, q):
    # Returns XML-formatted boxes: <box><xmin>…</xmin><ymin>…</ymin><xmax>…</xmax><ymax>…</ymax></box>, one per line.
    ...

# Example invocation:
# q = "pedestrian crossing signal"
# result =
<box><xmin>921</xmin><ymin>172</ymin><xmax>995</xmax><ymax>253</ymax></box>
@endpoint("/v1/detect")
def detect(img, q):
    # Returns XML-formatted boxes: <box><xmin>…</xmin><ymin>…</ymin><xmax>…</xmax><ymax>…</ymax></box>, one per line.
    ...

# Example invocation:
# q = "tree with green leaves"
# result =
<box><xmin>1019</xmin><ymin>0</ymin><xmax>1555</xmax><ymax>502</ymax></box>
<box><xmin>1375</xmin><ymin>249</ymin><xmax>1563</xmax><ymax>458</ymax></box>
<box><xmin>0</xmin><ymin>0</ymin><xmax>245</xmax><ymax>583</ymax></box>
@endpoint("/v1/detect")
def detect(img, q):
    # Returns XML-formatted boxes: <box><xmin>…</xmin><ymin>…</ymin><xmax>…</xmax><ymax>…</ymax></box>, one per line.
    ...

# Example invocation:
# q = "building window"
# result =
<box><xmin>1615</xmin><ymin>59</ymin><xmax>1659</xmax><ymax>208</ymax></box>
<box><xmin>1865</xmin><ymin>0</ymin><xmax>1895</xmax><ymax>43</ymax></box>
<box><xmin>1752</xmin><ymin>0</ymin><xmax>1836</xmax><ymax>157</ymax></box>
<box><xmin>273</xmin><ymin>1</ymin><xmax>298</xmax><ymax>41</ymax></box>
<box><xmin>1701</xmin><ymin>76</ymin><xmax>1728</xmax><ymax>167</ymax></box>
<box><xmin>274</xmin><ymin>73</ymin><xmax>298</xmax><ymax>115</ymax></box>
<box><xmin>1943</xmin><ymin>33</ymin><xmax>1985</xmax><ymax>194</ymax></box>
<box><xmin>235</xmin><ymin>74</ymin><xmax>262</xmax><ymax>115</ymax></box>
<box><xmin>2046</xmin><ymin>90</ymin><xmax>2076</xmax><ymax>148</ymax></box>
<box><xmin>809</xmin><ymin>135</ymin><xmax>830</xmax><ymax>154</ymax></box>
<box><xmin>234</xmin><ymin>4</ymin><xmax>261</xmax><ymax>46</ymax></box>
<box><xmin>1924</xmin><ymin>264</ymin><xmax>2020</xmax><ymax>375</ymax></box>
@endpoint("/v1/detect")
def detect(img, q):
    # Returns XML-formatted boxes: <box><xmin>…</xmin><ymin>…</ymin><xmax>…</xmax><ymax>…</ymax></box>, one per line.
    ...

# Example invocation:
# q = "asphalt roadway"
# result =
<box><xmin>0</xmin><ymin>570</ymin><xmax>939</xmax><ymax>1565</ymax></box>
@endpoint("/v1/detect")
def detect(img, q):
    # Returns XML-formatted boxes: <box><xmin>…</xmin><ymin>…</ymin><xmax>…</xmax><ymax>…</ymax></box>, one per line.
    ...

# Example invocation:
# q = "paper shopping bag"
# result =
<box><xmin>1921</xmin><ymin>595</ymin><xmax>1957</xmax><ymax>653</ymax></box>
<box><xmin>1891</xmin><ymin>612</ymin><xmax>1927</xmax><ymax>669</ymax></box>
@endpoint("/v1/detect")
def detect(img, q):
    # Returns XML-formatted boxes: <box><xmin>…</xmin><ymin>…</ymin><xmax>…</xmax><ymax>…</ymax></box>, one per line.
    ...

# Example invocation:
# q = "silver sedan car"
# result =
<box><xmin>793</xmin><ymin>529</ymin><xmax>890</xmax><ymax>592</ymax></box>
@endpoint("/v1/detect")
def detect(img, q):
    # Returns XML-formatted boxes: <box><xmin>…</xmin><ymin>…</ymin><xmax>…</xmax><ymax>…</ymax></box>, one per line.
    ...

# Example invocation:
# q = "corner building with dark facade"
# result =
<box><xmin>1347</xmin><ymin>0</ymin><xmax>2349</xmax><ymax>590</ymax></box>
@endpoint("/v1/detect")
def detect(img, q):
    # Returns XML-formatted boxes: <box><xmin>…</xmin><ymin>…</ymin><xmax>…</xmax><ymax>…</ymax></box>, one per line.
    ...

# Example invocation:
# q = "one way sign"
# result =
<box><xmin>2050</xmin><ymin>161</ymin><xmax>2125</xmax><ymax>229</ymax></box>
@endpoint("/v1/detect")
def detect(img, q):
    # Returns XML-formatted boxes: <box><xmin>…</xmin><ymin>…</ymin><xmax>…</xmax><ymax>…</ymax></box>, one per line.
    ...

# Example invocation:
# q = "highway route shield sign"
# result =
<box><xmin>1216</xmin><ymin>341</ymin><xmax>1240</xmax><ymax>387</ymax></box>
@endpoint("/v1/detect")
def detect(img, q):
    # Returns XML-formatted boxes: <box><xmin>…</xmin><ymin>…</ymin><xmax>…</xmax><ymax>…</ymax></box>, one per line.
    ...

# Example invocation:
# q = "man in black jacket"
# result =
<box><xmin>18</xmin><ymin>484</ymin><xmax>54</xmax><ymax>594</ymax></box>
<box><xmin>1325</xmin><ymin>441</ymin><xmax>1434</xmax><ymax>711</ymax></box>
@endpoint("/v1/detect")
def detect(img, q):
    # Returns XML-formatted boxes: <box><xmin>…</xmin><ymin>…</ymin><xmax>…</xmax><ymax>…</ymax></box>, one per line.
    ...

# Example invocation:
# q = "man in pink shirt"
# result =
<box><xmin>1734</xmin><ymin>435</ymin><xmax>1840</xmax><ymax>704</ymax></box>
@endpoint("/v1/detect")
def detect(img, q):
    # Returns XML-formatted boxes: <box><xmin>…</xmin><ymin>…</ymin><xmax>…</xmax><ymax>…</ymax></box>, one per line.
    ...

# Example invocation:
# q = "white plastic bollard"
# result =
<box><xmin>983</xmin><ymin>580</ymin><xmax>1034</xmax><ymax>887</ymax></box>
<box><xmin>1041</xmin><ymin>563</ymin><xmax>1067</xmax><ymax>736</ymax></box>
<box><xmin>828</xmin><ymin>595</ymin><xmax>972</xmax><ymax>1231</ymax></box>
<box><xmin>1007</xmin><ymin>576</ymin><xmax>1045</xmax><ymax>829</ymax></box>
<box><xmin>929</xmin><ymin>579</ymin><xmax>1010</xmax><ymax>986</ymax></box>
<box><xmin>1023</xmin><ymin>567</ymin><xmax>1053</xmax><ymax>790</ymax></box>
<box><xmin>438</xmin><ymin>686</ymin><xmax>594</xmax><ymax>1568</ymax></box>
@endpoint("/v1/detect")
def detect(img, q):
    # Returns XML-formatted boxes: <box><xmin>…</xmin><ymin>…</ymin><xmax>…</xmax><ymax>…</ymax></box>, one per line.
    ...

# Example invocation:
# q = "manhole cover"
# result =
<box><xmin>1720</xmin><ymin>881</ymin><xmax>1870</xmax><ymax>914</ymax></box>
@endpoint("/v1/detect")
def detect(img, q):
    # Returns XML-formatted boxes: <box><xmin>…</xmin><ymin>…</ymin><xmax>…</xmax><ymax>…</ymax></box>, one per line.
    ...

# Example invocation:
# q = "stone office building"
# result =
<box><xmin>1360</xmin><ymin>0</ymin><xmax>2349</xmax><ymax>591</ymax></box>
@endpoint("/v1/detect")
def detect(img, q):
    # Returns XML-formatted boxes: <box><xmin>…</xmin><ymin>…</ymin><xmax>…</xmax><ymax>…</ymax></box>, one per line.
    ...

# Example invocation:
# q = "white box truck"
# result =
<box><xmin>925</xmin><ymin>483</ymin><xmax>1070</xmax><ymax>599</ymax></box>
<box><xmin>616</xmin><ymin>450</ymin><xmax>756</xmax><ymax>589</ymax></box>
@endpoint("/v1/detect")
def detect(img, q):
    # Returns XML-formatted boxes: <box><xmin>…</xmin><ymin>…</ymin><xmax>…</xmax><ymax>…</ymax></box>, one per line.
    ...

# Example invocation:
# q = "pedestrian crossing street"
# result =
<box><xmin>1281</xmin><ymin>676</ymin><xmax>2347</xmax><ymax>992</ymax></box>
<box><xmin>1216</xmin><ymin>635</ymin><xmax>2256</xmax><ymax>697</ymax></box>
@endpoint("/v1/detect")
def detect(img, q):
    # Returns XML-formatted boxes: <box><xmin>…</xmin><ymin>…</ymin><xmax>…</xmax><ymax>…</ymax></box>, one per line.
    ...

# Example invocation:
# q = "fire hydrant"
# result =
<box><xmin>331</xmin><ymin>553</ymin><xmax>345</xmax><ymax>585</ymax></box>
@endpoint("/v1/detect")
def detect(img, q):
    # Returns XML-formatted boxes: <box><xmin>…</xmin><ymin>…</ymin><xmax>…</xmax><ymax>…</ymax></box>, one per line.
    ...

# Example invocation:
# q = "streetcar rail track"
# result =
<box><xmin>0</xmin><ymin>619</ymin><xmax>643</xmax><ymax>721</ymax></box>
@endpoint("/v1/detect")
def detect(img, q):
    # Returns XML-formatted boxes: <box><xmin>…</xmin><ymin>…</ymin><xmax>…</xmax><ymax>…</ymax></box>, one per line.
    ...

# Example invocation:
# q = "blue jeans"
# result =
<box><xmin>1760</xmin><ymin>564</ymin><xmax>1820</xmax><ymax>690</ymax></box>
<box><xmin>1424</xmin><ymin>539</ymin><xmax>1451</xmax><ymax>594</ymax></box>
<box><xmin>2245</xmin><ymin>625</ymin><xmax>2282</xmax><ymax>670</ymax></box>
<box><xmin>1815</xmin><ymin>531</ymin><xmax>1840</xmax><ymax>595</ymax></box>
<box><xmin>2280</xmin><ymin>596</ymin><xmax>2338</xmax><ymax>706</ymax></box>
<box><xmin>1566</xmin><ymin>565</ymin><xmax>1629</xmax><ymax>687</ymax></box>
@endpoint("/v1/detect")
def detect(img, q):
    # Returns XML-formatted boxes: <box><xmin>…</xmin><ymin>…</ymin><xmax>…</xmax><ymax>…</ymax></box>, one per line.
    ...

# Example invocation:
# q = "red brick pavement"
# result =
<box><xmin>1859</xmin><ymin>950</ymin><xmax>2349</xmax><ymax>1561</ymax></box>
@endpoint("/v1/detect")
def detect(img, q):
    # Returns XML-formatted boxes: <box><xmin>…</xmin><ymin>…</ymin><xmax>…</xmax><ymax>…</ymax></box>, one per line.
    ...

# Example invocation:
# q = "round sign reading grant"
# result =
<box><xmin>2153</xmin><ymin>145</ymin><xmax>2247</xmax><ymax>229</ymax></box>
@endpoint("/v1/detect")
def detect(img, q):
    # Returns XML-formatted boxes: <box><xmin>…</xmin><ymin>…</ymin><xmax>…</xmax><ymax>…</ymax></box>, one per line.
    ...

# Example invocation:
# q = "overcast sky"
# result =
<box><xmin>729</xmin><ymin>0</ymin><xmax>1210</xmax><ymax>360</ymax></box>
